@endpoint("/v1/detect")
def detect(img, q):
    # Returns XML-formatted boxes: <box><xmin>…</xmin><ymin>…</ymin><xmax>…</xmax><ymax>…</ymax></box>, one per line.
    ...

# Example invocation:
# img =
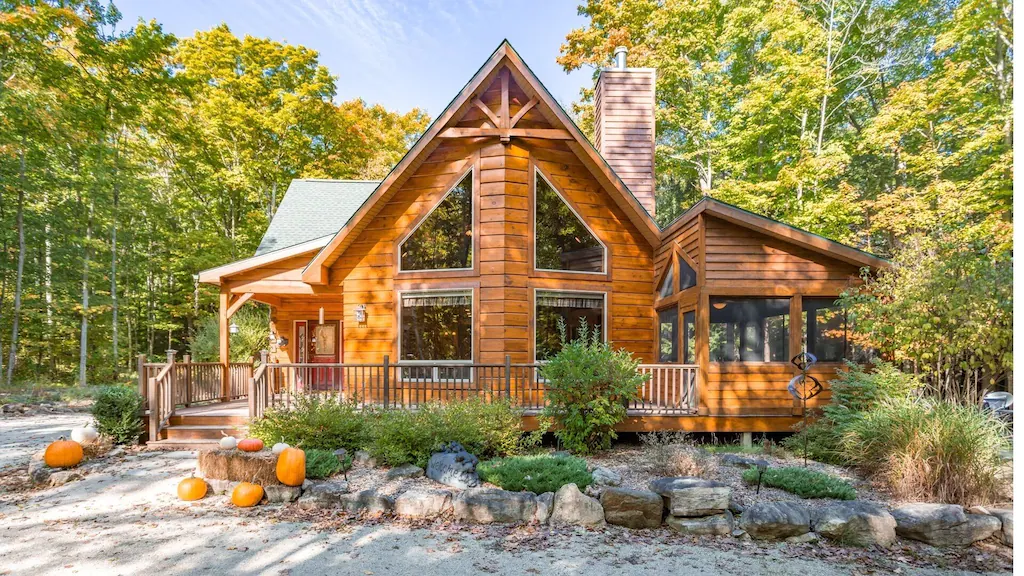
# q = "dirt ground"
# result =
<box><xmin>0</xmin><ymin>412</ymin><xmax>1012</xmax><ymax>576</ymax></box>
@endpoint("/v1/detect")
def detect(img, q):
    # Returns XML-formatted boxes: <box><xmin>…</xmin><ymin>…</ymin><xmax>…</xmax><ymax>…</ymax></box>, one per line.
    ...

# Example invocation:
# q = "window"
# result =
<box><xmin>683</xmin><ymin>310</ymin><xmax>695</xmax><ymax>364</ymax></box>
<box><xmin>534</xmin><ymin>170</ymin><xmax>605</xmax><ymax>273</ymax></box>
<box><xmin>679</xmin><ymin>257</ymin><xmax>697</xmax><ymax>290</ymax></box>
<box><xmin>658</xmin><ymin>307</ymin><xmax>678</xmax><ymax>362</ymax></box>
<box><xmin>400</xmin><ymin>171</ymin><xmax>473</xmax><ymax>271</ymax></box>
<box><xmin>709</xmin><ymin>298</ymin><xmax>789</xmax><ymax>362</ymax></box>
<box><xmin>535</xmin><ymin>291</ymin><xmax>605</xmax><ymax>361</ymax></box>
<box><xmin>802</xmin><ymin>297</ymin><xmax>848</xmax><ymax>362</ymax></box>
<box><xmin>399</xmin><ymin>291</ymin><xmax>472</xmax><ymax>379</ymax></box>
<box><xmin>657</xmin><ymin>263</ymin><xmax>675</xmax><ymax>298</ymax></box>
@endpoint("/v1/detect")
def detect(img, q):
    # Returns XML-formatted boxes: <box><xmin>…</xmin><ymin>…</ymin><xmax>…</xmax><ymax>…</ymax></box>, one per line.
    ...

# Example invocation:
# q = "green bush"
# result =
<box><xmin>249</xmin><ymin>395</ymin><xmax>368</xmax><ymax>452</ymax></box>
<box><xmin>479</xmin><ymin>455</ymin><xmax>592</xmax><ymax>494</ymax></box>
<box><xmin>91</xmin><ymin>386</ymin><xmax>144</xmax><ymax>444</ymax></box>
<box><xmin>784</xmin><ymin>361</ymin><xmax>921</xmax><ymax>463</ymax></box>
<box><xmin>366</xmin><ymin>397</ymin><xmax>537</xmax><ymax>468</ymax></box>
<box><xmin>188</xmin><ymin>305</ymin><xmax>269</xmax><ymax>362</ymax></box>
<box><xmin>742</xmin><ymin>466</ymin><xmax>856</xmax><ymax>500</ymax></box>
<box><xmin>540</xmin><ymin>320</ymin><xmax>646</xmax><ymax>454</ymax></box>
<box><xmin>842</xmin><ymin>397</ymin><xmax>1007</xmax><ymax>505</ymax></box>
<box><xmin>305</xmin><ymin>449</ymin><xmax>346</xmax><ymax>479</ymax></box>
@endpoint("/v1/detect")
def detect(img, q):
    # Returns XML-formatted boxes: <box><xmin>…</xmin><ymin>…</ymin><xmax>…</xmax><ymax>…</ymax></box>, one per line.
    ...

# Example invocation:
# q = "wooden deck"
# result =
<box><xmin>174</xmin><ymin>400</ymin><xmax>249</xmax><ymax>418</ymax></box>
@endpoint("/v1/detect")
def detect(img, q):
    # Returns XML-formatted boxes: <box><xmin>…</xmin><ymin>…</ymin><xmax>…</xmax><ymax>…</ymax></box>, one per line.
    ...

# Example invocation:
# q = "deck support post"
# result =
<box><xmin>504</xmin><ymin>355</ymin><xmax>511</xmax><ymax>399</ymax></box>
<box><xmin>219</xmin><ymin>287</ymin><xmax>230</xmax><ymax>402</ymax></box>
<box><xmin>137</xmin><ymin>354</ymin><xmax>146</xmax><ymax>400</ymax></box>
<box><xmin>382</xmin><ymin>355</ymin><xmax>390</xmax><ymax>408</ymax></box>
<box><xmin>741</xmin><ymin>432</ymin><xmax>753</xmax><ymax>448</ymax></box>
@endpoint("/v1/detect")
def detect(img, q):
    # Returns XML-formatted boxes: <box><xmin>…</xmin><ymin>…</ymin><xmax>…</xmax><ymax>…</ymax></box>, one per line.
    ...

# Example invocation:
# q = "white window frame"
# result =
<box><xmin>533</xmin><ymin>167</ymin><xmax>608</xmax><ymax>275</ymax></box>
<box><xmin>397</xmin><ymin>288</ymin><xmax>474</xmax><ymax>381</ymax></box>
<box><xmin>533</xmin><ymin>288</ymin><xmax>608</xmax><ymax>364</ymax></box>
<box><xmin>398</xmin><ymin>166</ymin><xmax>475</xmax><ymax>273</ymax></box>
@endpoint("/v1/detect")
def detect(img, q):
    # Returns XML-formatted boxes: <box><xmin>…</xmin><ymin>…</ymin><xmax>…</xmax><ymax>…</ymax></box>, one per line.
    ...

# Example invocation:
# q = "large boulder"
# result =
<box><xmin>891</xmin><ymin>504</ymin><xmax>1001</xmax><ymax>547</ymax></box>
<box><xmin>336</xmin><ymin>490</ymin><xmax>394</xmax><ymax>515</ymax></box>
<box><xmin>812</xmin><ymin>502</ymin><xmax>897</xmax><ymax>548</ymax></box>
<box><xmin>990</xmin><ymin>509</ymin><xmax>1013</xmax><ymax>546</ymax></box>
<box><xmin>739</xmin><ymin>502</ymin><xmax>811</xmax><ymax>540</ymax></box>
<box><xmin>296</xmin><ymin>481</ymin><xmax>352</xmax><ymax>509</ymax></box>
<box><xmin>649</xmin><ymin>477</ymin><xmax>731</xmax><ymax>517</ymax></box>
<box><xmin>454</xmin><ymin>488</ymin><xmax>537</xmax><ymax>524</ymax></box>
<box><xmin>198</xmin><ymin>450</ymin><xmax>280</xmax><ymax>485</ymax></box>
<box><xmin>534</xmin><ymin>492</ymin><xmax>554</xmax><ymax>524</ymax></box>
<box><xmin>601</xmin><ymin>488</ymin><xmax>663</xmax><ymax>529</ymax></box>
<box><xmin>591</xmin><ymin>466</ymin><xmax>622</xmax><ymax>487</ymax></box>
<box><xmin>264</xmin><ymin>484</ymin><xmax>303</xmax><ymax>503</ymax></box>
<box><xmin>666</xmin><ymin>512</ymin><xmax>734</xmax><ymax>536</ymax></box>
<box><xmin>426</xmin><ymin>442</ymin><xmax>480</xmax><ymax>489</ymax></box>
<box><xmin>394</xmin><ymin>489</ymin><xmax>453</xmax><ymax>519</ymax></box>
<box><xmin>550</xmin><ymin>483</ymin><xmax>605</xmax><ymax>527</ymax></box>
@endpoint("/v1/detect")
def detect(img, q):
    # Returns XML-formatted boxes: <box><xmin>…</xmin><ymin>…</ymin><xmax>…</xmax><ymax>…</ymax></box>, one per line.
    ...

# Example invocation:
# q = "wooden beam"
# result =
<box><xmin>254</xmin><ymin>294</ymin><xmax>282</xmax><ymax>307</ymax></box>
<box><xmin>226</xmin><ymin>292</ymin><xmax>254</xmax><ymax>318</ymax></box>
<box><xmin>472</xmin><ymin>98</ymin><xmax>501</xmax><ymax>128</ymax></box>
<box><xmin>500</xmin><ymin>68</ymin><xmax>509</xmax><ymax>128</ymax></box>
<box><xmin>509</xmin><ymin>97</ymin><xmax>537</xmax><ymax>128</ymax></box>
<box><xmin>219</xmin><ymin>288</ymin><xmax>230</xmax><ymax>401</ymax></box>
<box><xmin>438</xmin><ymin>127</ymin><xmax>573</xmax><ymax>140</ymax></box>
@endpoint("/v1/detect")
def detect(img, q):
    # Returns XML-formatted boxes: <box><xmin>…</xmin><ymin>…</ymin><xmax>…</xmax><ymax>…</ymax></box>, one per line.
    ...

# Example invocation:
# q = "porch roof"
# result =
<box><xmin>255</xmin><ymin>179</ymin><xmax>379</xmax><ymax>256</ymax></box>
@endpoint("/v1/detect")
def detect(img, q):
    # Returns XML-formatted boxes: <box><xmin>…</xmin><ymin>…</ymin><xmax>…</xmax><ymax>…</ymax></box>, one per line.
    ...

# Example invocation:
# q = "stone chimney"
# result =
<box><xmin>594</xmin><ymin>46</ymin><xmax>656</xmax><ymax>218</ymax></box>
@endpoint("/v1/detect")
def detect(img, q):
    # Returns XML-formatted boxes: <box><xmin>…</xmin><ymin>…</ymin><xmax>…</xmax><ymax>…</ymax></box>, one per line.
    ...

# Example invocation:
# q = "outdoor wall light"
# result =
<box><xmin>229</xmin><ymin>322</ymin><xmax>240</xmax><ymax>334</ymax></box>
<box><xmin>277</xmin><ymin>337</ymin><xmax>288</xmax><ymax>347</ymax></box>
<box><xmin>354</xmin><ymin>304</ymin><xmax>367</xmax><ymax>323</ymax></box>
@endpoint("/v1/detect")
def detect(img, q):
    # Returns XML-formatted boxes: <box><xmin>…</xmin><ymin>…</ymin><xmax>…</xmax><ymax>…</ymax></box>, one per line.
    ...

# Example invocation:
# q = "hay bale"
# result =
<box><xmin>198</xmin><ymin>449</ymin><xmax>280</xmax><ymax>486</ymax></box>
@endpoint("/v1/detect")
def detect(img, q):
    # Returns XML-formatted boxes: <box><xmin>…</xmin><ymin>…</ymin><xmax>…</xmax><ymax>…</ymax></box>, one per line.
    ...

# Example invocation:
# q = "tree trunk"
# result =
<box><xmin>5</xmin><ymin>147</ymin><xmax>26</xmax><ymax>386</ymax></box>
<box><xmin>78</xmin><ymin>201</ymin><xmax>93</xmax><ymax>387</ymax></box>
<box><xmin>110</xmin><ymin>145</ymin><xmax>120</xmax><ymax>380</ymax></box>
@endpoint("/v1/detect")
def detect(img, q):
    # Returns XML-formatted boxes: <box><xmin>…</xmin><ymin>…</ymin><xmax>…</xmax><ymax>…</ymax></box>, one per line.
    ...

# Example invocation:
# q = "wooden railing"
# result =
<box><xmin>147</xmin><ymin>362</ymin><xmax>174</xmax><ymax>442</ymax></box>
<box><xmin>248</xmin><ymin>354</ymin><xmax>698</xmax><ymax>419</ymax></box>
<box><xmin>138</xmin><ymin>352</ymin><xmax>252</xmax><ymax>410</ymax></box>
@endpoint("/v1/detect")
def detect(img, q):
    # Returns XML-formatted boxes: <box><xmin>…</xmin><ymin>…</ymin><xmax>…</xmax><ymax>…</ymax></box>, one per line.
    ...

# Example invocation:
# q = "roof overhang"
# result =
<box><xmin>197</xmin><ymin>236</ymin><xmax>331</xmax><ymax>286</ymax></box>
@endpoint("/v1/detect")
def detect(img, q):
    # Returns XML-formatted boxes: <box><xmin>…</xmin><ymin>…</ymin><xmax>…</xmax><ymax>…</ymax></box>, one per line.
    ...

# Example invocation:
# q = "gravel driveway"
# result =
<box><xmin>0</xmin><ymin>412</ymin><xmax>1009</xmax><ymax>576</ymax></box>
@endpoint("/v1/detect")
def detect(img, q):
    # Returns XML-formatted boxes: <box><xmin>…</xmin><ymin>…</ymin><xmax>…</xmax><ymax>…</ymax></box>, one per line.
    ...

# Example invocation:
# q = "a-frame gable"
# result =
<box><xmin>301</xmin><ymin>40</ymin><xmax>661</xmax><ymax>285</ymax></box>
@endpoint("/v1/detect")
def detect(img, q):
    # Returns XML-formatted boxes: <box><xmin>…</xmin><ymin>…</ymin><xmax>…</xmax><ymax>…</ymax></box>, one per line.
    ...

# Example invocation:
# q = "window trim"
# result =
<box><xmin>532</xmin><ymin>288</ymin><xmax>608</xmax><ymax>364</ymax></box>
<box><xmin>532</xmin><ymin>166</ymin><xmax>608</xmax><ymax>276</ymax></box>
<box><xmin>397</xmin><ymin>165</ymin><xmax>476</xmax><ymax>274</ymax></box>
<box><xmin>397</xmin><ymin>288</ymin><xmax>474</xmax><ymax>381</ymax></box>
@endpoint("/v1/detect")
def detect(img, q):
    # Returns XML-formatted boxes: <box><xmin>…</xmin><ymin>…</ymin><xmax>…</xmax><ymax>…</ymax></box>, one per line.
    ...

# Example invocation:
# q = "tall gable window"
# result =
<box><xmin>657</xmin><ymin>263</ymin><xmax>675</xmax><ymax>299</ymax></box>
<box><xmin>400</xmin><ymin>170</ymin><xmax>473</xmax><ymax>271</ymax></box>
<box><xmin>534</xmin><ymin>170</ymin><xmax>605</xmax><ymax>273</ymax></box>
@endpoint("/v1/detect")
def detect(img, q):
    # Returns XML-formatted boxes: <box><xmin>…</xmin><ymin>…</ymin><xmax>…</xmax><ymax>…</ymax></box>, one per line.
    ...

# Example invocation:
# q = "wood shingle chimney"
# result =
<box><xmin>594</xmin><ymin>46</ymin><xmax>656</xmax><ymax>218</ymax></box>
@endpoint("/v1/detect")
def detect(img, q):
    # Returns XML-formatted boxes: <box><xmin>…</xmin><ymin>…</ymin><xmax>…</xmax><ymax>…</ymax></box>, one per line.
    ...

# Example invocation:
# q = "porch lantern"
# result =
<box><xmin>229</xmin><ymin>322</ymin><xmax>239</xmax><ymax>334</ymax></box>
<box><xmin>319</xmin><ymin>307</ymin><xmax>325</xmax><ymax>325</ymax></box>
<box><xmin>354</xmin><ymin>304</ymin><xmax>367</xmax><ymax>323</ymax></box>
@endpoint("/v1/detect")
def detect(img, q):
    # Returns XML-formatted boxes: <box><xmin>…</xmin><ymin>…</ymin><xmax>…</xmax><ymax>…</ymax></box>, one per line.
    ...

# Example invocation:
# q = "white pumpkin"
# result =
<box><xmin>272</xmin><ymin>442</ymin><xmax>290</xmax><ymax>455</ymax></box>
<box><xmin>71</xmin><ymin>422</ymin><xmax>99</xmax><ymax>444</ymax></box>
<box><xmin>219</xmin><ymin>432</ymin><xmax>237</xmax><ymax>450</ymax></box>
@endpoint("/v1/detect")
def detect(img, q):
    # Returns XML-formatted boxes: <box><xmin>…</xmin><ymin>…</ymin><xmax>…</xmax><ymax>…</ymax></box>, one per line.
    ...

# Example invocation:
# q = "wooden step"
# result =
<box><xmin>169</xmin><ymin>414</ymin><xmax>250</xmax><ymax>427</ymax></box>
<box><xmin>160</xmin><ymin>425</ymin><xmax>248</xmax><ymax>441</ymax></box>
<box><xmin>145</xmin><ymin>439</ymin><xmax>221</xmax><ymax>451</ymax></box>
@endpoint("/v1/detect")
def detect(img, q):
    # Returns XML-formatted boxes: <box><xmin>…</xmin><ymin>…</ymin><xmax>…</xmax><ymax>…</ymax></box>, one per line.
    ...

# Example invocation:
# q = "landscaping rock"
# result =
<box><xmin>534</xmin><ymin>492</ymin><xmax>554</xmax><ymax>524</ymax></box>
<box><xmin>891</xmin><ymin>503</ymin><xmax>1002</xmax><ymax>547</ymax></box>
<box><xmin>453</xmin><ymin>488</ymin><xmax>537</xmax><ymax>524</ymax></box>
<box><xmin>264</xmin><ymin>484</ymin><xmax>303</xmax><ymax>503</ymax></box>
<box><xmin>813</xmin><ymin>502</ymin><xmax>897</xmax><ymax>548</ymax></box>
<box><xmin>426</xmin><ymin>442</ymin><xmax>480</xmax><ymax>489</ymax></box>
<box><xmin>353</xmin><ymin>450</ymin><xmax>377</xmax><ymax>467</ymax></box>
<box><xmin>720</xmin><ymin>454</ymin><xmax>768</xmax><ymax>469</ymax></box>
<box><xmin>649</xmin><ymin>477</ymin><xmax>731</xmax><ymax>517</ymax></box>
<box><xmin>335</xmin><ymin>490</ymin><xmax>394</xmax><ymax>515</ymax></box>
<box><xmin>584</xmin><ymin>484</ymin><xmax>604</xmax><ymax>499</ymax></box>
<box><xmin>205</xmin><ymin>479</ymin><xmax>239</xmax><ymax>495</ymax></box>
<box><xmin>386</xmin><ymin>464</ymin><xmax>424</xmax><ymax>480</ymax></box>
<box><xmin>550</xmin><ymin>483</ymin><xmax>605</xmax><ymax>528</ymax></box>
<box><xmin>667</xmin><ymin>512</ymin><xmax>734</xmax><ymax>536</ymax></box>
<box><xmin>395</xmin><ymin>489</ymin><xmax>453</xmax><ymax>518</ymax></box>
<box><xmin>728</xmin><ymin>499</ymin><xmax>745</xmax><ymax>514</ymax></box>
<box><xmin>296</xmin><ymin>481</ymin><xmax>352</xmax><ymax>509</ymax></box>
<box><xmin>990</xmin><ymin>509</ymin><xmax>1013</xmax><ymax>546</ymax></box>
<box><xmin>601</xmin><ymin>488</ymin><xmax>662</xmax><ymax>529</ymax></box>
<box><xmin>197</xmin><ymin>449</ymin><xmax>280</xmax><ymax>485</ymax></box>
<box><xmin>739</xmin><ymin>502</ymin><xmax>811</xmax><ymax>540</ymax></box>
<box><xmin>27</xmin><ymin>460</ymin><xmax>51</xmax><ymax>485</ymax></box>
<box><xmin>591</xmin><ymin>466</ymin><xmax>622</xmax><ymax>487</ymax></box>
<box><xmin>786</xmin><ymin>532</ymin><xmax>820</xmax><ymax>544</ymax></box>
<box><xmin>48</xmin><ymin>470</ymin><xmax>83</xmax><ymax>487</ymax></box>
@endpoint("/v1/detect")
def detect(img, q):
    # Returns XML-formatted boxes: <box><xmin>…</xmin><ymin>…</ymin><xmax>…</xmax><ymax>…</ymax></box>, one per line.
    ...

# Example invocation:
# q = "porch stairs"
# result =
<box><xmin>145</xmin><ymin>401</ymin><xmax>250</xmax><ymax>450</ymax></box>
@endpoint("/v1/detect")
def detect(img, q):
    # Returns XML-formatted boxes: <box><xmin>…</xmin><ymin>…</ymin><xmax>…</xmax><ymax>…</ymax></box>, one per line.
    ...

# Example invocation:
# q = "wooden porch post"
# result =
<box><xmin>219</xmin><ymin>287</ymin><xmax>230</xmax><ymax>402</ymax></box>
<box><xmin>137</xmin><ymin>354</ymin><xmax>146</xmax><ymax>400</ymax></box>
<box><xmin>696</xmin><ymin>291</ymin><xmax>710</xmax><ymax>416</ymax></box>
<box><xmin>789</xmin><ymin>295</ymin><xmax>803</xmax><ymax>416</ymax></box>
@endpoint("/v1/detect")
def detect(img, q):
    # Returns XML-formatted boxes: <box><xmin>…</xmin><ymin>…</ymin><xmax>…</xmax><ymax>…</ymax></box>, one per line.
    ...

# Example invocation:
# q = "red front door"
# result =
<box><xmin>296</xmin><ymin>320</ymin><xmax>341</xmax><ymax>390</ymax></box>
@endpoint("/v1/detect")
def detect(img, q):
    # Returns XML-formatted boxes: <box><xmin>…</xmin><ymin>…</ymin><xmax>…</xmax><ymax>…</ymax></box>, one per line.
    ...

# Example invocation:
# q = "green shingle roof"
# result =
<box><xmin>255</xmin><ymin>179</ymin><xmax>379</xmax><ymax>256</ymax></box>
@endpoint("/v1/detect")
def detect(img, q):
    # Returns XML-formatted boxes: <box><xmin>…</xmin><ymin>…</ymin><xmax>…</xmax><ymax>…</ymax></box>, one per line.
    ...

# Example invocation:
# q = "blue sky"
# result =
<box><xmin>115</xmin><ymin>0</ymin><xmax>596</xmax><ymax>116</ymax></box>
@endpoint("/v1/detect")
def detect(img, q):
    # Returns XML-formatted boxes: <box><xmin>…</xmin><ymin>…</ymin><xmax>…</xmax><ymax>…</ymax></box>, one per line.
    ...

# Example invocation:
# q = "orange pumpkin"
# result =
<box><xmin>231</xmin><ymin>481</ymin><xmax>263</xmax><ymax>507</ymax></box>
<box><xmin>237</xmin><ymin>438</ymin><xmax>264</xmax><ymax>452</ymax></box>
<box><xmin>276</xmin><ymin>447</ymin><xmax>306</xmax><ymax>487</ymax></box>
<box><xmin>44</xmin><ymin>437</ymin><xmax>83</xmax><ymax>468</ymax></box>
<box><xmin>177</xmin><ymin>474</ymin><xmax>208</xmax><ymax>501</ymax></box>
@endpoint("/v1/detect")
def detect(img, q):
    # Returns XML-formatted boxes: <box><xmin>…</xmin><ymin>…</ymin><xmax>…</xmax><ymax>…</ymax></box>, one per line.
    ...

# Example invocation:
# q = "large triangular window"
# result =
<box><xmin>679</xmin><ymin>257</ymin><xmax>697</xmax><ymax>290</ymax></box>
<box><xmin>657</xmin><ymin>262</ymin><xmax>675</xmax><ymax>298</ymax></box>
<box><xmin>400</xmin><ymin>170</ymin><xmax>473</xmax><ymax>271</ymax></box>
<box><xmin>534</xmin><ymin>169</ymin><xmax>606</xmax><ymax>273</ymax></box>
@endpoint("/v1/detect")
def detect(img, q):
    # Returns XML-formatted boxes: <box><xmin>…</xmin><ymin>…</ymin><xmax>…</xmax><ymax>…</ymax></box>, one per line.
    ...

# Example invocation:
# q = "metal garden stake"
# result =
<box><xmin>788</xmin><ymin>352</ymin><xmax>823</xmax><ymax>467</ymax></box>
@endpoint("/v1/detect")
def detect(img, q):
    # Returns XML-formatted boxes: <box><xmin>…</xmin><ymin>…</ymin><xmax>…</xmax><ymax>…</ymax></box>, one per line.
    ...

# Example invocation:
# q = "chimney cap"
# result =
<box><xmin>613</xmin><ymin>46</ymin><xmax>628</xmax><ymax>70</ymax></box>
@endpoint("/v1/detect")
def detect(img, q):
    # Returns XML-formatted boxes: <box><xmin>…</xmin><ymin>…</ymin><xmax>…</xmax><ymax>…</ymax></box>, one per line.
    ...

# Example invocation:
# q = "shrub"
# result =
<box><xmin>742</xmin><ymin>466</ymin><xmax>856</xmax><ymax>500</ymax></box>
<box><xmin>639</xmin><ymin>431</ymin><xmax>718</xmax><ymax>477</ymax></box>
<box><xmin>305</xmin><ymin>449</ymin><xmax>346</xmax><ymax>479</ymax></box>
<box><xmin>784</xmin><ymin>361</ymin><xmax>921</xmax><ymax>463</ymax></box>
<box><xmin>91</xmin><ymin>386</ymin><xmax>144</xmax><ymax>444</ymax></box>
<box><xmin>189</xmin><ymin>305</ymin><xmax>269</xmax><ymax>362</ymax></box>
<box><xmin>842</xmin><ymin>397</ymin><xmax>1008</xmax><ymax>505</ymax></box>
<box><xmin>249</xmin><ymin>395</ymin><xmax>368</xmax><ymax>452</ymax></box>
<box><xmin>540</xmin><ymin>320</ymin><xmax>645</xmax><ymax>454</ymax></box>
<box><xmin>366</xmin><ymin>397</ymin><xmax>537</xmax><ymax>468</ymax></box>
<box><xmin>478</xmin><ymin>455</ymin><xmax>592</xmax><ymax>494</ymax></box>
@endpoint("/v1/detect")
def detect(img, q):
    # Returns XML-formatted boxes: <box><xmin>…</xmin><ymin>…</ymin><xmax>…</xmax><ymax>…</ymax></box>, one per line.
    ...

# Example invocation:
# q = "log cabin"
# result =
<box><xmin>146</xmin><ymin>41</ymin><xmax>887</xmax><ymax>446</ymax></box>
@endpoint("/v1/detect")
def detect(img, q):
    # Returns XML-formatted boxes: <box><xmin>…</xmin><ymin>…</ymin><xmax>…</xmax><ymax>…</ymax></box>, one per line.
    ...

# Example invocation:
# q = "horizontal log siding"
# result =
<box><xmin>269</xmin><ymin>298</ymin><xmax>345</xmax><ymax>364</ymax></box>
